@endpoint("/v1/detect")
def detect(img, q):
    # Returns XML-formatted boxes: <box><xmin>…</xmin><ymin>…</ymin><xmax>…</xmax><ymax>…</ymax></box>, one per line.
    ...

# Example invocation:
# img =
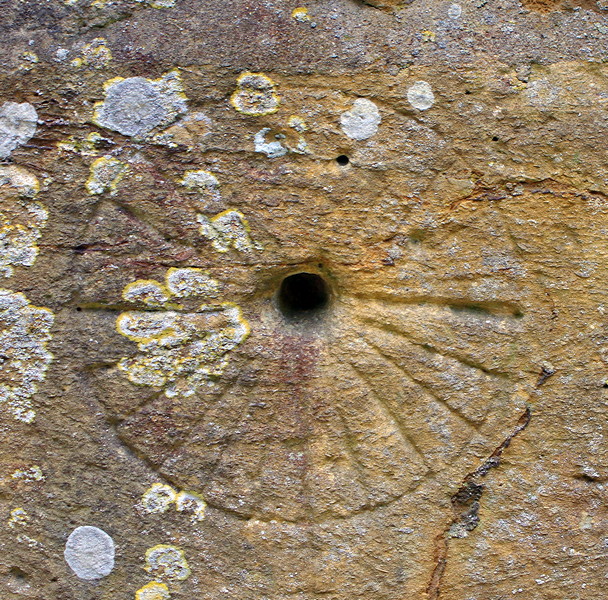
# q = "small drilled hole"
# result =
<box><xmin>278</xmin><ymin>273</ymin><xmax>330</xmax><ymax>319</ymax></box>
<box><xmin>336</xmin><ymin>155</ymin><xmax>349</xmax><ymax>166</ymax></box>
<box><xmin>492</xmin><ymin>136</ymin><xmax>499</xmax><ymax>141</ymax></box>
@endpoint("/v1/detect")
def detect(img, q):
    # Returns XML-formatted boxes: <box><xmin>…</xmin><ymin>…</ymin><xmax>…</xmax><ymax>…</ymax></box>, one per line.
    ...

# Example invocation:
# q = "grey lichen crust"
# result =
<box><xmin>0</xmin><ymin>102</ymin><xmax>37</xmax><ymax>158</ymax></box>
<box><xmin>64</xmin><ymin>526</ymin><xmax>115</xmax><ymax>580</ymax></box>
<box><xmin>339</xmin><ymin>98</ymin><xmax>381</xmax><ymax>141</ymax></box>
<box><xmin>0</xmin><ymin>289</ymin><xmax>54</xmax><ymax>424</ymax></box>
<box><xmin>94</xmin><ymin>72</ymin><xmax>187</xmax><ymax>138</ymax></box>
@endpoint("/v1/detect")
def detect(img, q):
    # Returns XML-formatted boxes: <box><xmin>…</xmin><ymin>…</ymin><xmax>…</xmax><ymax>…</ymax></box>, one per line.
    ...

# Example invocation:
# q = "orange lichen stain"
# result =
<box><xmin>0</xmin><ymin>167</ymin><xmax>47</xmax><ymax>277</ymax></box>
<box><xmin>175</xmin><ymin>491</ymin><xmax>206</xmax><ymax>521</ymax></box>
<box><xmin>144</xmin><ymin>545</ymin><xmax>190</xmax><ymax>581</ymax></box>
<box><xmin>140</xmin><ymin>483</ymin><xmax>177</xmax><ymax>513</ymax></box>
<box><xmin>8</xmin><ymin>507</ymin><xmax>29</xmax><ymax>527</ymax></box>
<box><xmin>139</xmin><ymin>483</ymin><xmax>207</xmax><ymax>522</ymax></box>
<box><xmin>71</xmin><ymin>38</ymin><xmax>112</xmax><ymax>68</ymax></box>
<box><xmin>85</xmin><ymin>156</ymin><xmax>129</xmax><ymax>195</ymax></box>
<box><xmin>135</xmin><ymin>581</ymin><xmax>170</xmax><ymax>600</ymax></box>
<box><xmin>11</xmin><ymin>465</ymin><xmax>44</xmax><ymax>481</ymax></box>
<box><xmin>230</xmin><ymin>72</ymin><xmax>280</xmax><ymax>116</ymax></box>
<box><xmin>292</xmin><ymin>7</ymin><xmax>310</xmax><ymax>21</ymax></box>
<box><xmin>198</xmin><ymin>209</ymin><xmax>262</xmax><ymax>253</ymax></box>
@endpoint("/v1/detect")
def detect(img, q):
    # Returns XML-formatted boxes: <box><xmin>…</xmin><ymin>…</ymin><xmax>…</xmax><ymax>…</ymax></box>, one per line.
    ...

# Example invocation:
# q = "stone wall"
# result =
<box><xmin>1</xmin><ymin>1</ymin><xmax>608</xmax><ymax>598</ymax></box>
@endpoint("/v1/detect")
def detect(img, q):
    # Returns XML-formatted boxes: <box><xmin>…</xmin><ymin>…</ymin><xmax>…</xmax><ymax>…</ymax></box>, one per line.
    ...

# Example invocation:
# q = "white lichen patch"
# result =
<box><xmin>0</xmin><ymin>291</ymin><xmax>54</xmax><ymax>423</ymax></box>
<box><xmin>123</xmin><ymin>279</ymin><xmax>171</xmax><ymax>307</ymax></box>
<box><xmin>166</xmin><ymin>267</ymin><xmax>220</xmax><ymax>297</ymax></box>
<box><xmin>340</xmin><ymin>98</ymin><xmax>381</xmax><ymax>141</ymax></box>
<box><xmin>93</xmin><ymin>71</ymin><xmax>187</xmax><ymax>138</ymax></box>
<box><xmin>179</xmin><ymin>170</ymin><xmax>221</xmax><ymax>205</ymax></box>
<box><xmin>71</xmin><ymin>38</ymin><xmax>112</xmax><ymax>69</ymax></box>
<box><xmin>11</xmin><ymin>465</ymin><xmax>44</xmax><ymax>481</ymax></box>
<box><xmin>85</xmin><ymin>156</ymin><xmax>129</xmax><ymax>195</ymax></box>
<box><xmin>139</xmin><ymin>483</ymin><xmax>206</xmax><ymax>522</ymax></box>
<box><xmin>0</xmin><ymin>102</ymin><xmax>37</xmax><ymax>159</ymax></box>
<box><xmin>230</xmin><ymin>72</ymin><xmax>280</xmax><ymax>116</ymax></box>
<box><xmin>8</xmin><ymin>507</ymin><xmax>29</xmax><ymax>527</ymax></box>
<box><xmin>140</xmin><ymin>483</ymin><xmax>177</xmax><ymax>514</ymax></box>
<box><xmin>525</xmin><ymin>78</ymin><xmax>560</xmax><ymax>108</ymax></box>
<box><xmin>136</xmin><ymin>581</ymin><xmax>171</xmax><ymax>600</ymax></box>
<box><xmin>116</xmin><ymin>268</ymin><xmax>249</xmax><ymax>397</ymax></box>
<box><xmin>57</xmin><ymin>131</ymin><xmax>109</xmax><ymax>156</ymax></box>
<box><xmin>64</xmin><ymin>526</ymin><xmax>115</xmax><ymax>580</ymax></box>
<box><xmin>407</xmin><ymin>81</ymin><xmax>435</xmax><ymax>111</ymax></box>
<box><xmin>144</xmin><ymin>545</ymin><xmax>190</xmax><ymax>581</ymax></box>
<box><xmin>448</xmin><ymin>3</ymin><xmax>462</xmax><ymax>18</ymax></box>
<box><xmin>135</xmin><ymin>0</ymin><xmax>177</xmax><ymax>7</ymax></box>
<box><xmin>0</xmin><ymin>166</ymin><xmax>47</xmax><ymax>277</ymax></box>
<box><xmin>254</xmin><ymin>128</ymin><xmax>288</xmax><ymax>158</ymax></box>
<box><xmin>175</xmin><ymin>491</ymin><xmax>206</xmax><ymax>522</ymax></box>
<box><xmin>198</xmin><ymin>210</ymin><xmax>261</xmax><ymax>253</ymax></box>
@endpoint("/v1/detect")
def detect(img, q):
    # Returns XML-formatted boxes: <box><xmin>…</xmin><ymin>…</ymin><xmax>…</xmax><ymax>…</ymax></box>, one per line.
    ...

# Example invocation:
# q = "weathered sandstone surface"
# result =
<box><xmin>2</xmin><ymin>1</ymin><xmax>608</xmax><ymax>598</ymax></box>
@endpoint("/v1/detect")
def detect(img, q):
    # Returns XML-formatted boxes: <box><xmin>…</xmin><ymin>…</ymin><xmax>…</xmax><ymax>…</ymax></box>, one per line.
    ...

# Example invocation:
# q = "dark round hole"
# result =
<box><xmin>336</xmin><ymin>155</ymin><xmax>349</xmax><ymax>166</ymax></box>
<box><xmin>278</xmin><ymin>272</ymin><xmax>330</xmax><ymax>319</ymax></box>
<box><xmin>492</xmin><ymin>136</ymin><xmax>499</xmax><ymax>141</ymax></box>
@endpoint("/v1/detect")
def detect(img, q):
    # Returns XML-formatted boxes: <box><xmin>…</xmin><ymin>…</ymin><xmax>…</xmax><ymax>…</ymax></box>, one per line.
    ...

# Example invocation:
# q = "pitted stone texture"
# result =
<box><xmin>3</xmin><ymin>2</ymin><xmax>608</xmax><ymax>599</ymax></box>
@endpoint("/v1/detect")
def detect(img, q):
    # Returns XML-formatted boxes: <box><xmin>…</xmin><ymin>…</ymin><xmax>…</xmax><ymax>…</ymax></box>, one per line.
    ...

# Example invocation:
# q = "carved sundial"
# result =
<box><xmin>78</xmin><ymin>151</ymin><xmax>538</xmax><ymax>522</ymax></box>
<box><xmin>4</xmin><ymin>15</ymin><xmax>608</xmax><ymax>596</ymax></box>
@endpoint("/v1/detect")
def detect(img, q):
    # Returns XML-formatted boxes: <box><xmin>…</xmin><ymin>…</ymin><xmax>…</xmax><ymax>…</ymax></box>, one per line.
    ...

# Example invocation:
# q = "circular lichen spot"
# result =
<box><xmin>230</xmin><ymin>72</ymin><xmax>280</xmax><ymax>116</ymax></box>
<box><xmin>339</xmin><ymin>98</ymin><xmax>381</xmax><ymax>141</ymax></box>
<box><xmin>64</xmin><ymin>526</ymin><xmax>115</xmax><ymax>580</ymax></box>
<box><xmin>94</xmin><ymin>73</ymin><xmax>187</xmax><ymax>138</ymax></box>
<box><xmin>407</xmin><ymin>81</ymin><xmax>435</xmax><ymax>111</ymax></box>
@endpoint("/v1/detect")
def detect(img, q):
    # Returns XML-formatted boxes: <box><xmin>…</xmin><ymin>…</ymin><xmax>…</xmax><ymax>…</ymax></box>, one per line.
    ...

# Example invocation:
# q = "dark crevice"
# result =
<box><xmin>536</xmin><ymin>363</ymin><xmax>556</xmax><ymax>386</ymax></box>
<box><xmin>426</xmin><ymin>407</ymin><xmax>531</xmax><ymax>600</ymax></box>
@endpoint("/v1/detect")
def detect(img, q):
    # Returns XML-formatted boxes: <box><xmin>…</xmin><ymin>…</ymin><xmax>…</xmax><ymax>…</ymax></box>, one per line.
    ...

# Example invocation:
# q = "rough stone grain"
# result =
<box><xmin>2</xmin><ymin>1</ymin><xmax>608</xmax><ymax>600</ymax></box>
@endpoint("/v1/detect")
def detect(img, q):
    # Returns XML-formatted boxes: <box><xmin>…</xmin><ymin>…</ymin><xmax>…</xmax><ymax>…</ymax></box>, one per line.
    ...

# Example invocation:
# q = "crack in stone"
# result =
<box><xmin>426</xmin><ymin>406</ymin><xmax>531</xmax><ymax>600</ymax></box>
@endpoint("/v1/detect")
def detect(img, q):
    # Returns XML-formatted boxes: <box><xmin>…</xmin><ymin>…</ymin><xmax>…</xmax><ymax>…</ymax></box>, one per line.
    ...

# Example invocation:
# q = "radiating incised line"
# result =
<box><xmin>345</xmin><ymin>360</ymin><xmax>431</xmax><ymax>469</ymax></box>
<box><xmin>359</xmin><ymin>335</ymin><xmax>484</xmax><ymax>433</ymax></box>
